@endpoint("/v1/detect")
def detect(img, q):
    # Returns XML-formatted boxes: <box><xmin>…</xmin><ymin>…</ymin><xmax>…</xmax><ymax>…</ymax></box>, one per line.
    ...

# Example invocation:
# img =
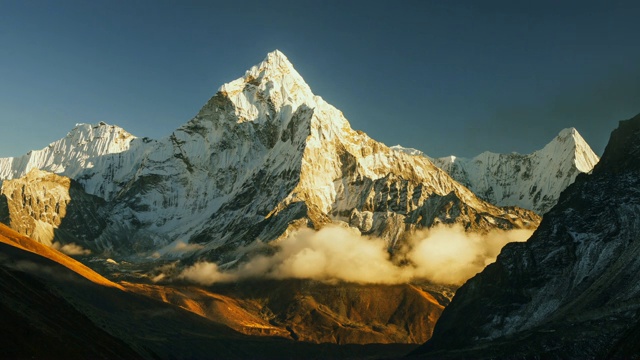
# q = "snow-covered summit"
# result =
<box><xmin>224</xmin><ymin>50</ymin><xmax>306</xmax><ymax>93</ymax></box>
<box><xmin>544</xmin><ymin>127</ymin><xmax>599</xmax><ymax>173</ymax></box>
<box><xmin>390</xmin><ymin>145</ymin><xmax>425</xmax><ymax>157</ymax></box>
<box><xmin>0</xmin><ymin>122</ymin><xmax>135</xmax><ymax>181</ymax></box>
<box><xmin>430</xmin><ymin>127</ymin><xmax>600</xmax><ymax>214</ymax></box>
<box><xmin>435</xmin><ymin>155</ymin><xmax>459</xmax><ymax>164</ymax></box>
<box><xmin>212</xmin><ymin>50</ymin><xmax>317</xmax><ymax>125</ymax></box>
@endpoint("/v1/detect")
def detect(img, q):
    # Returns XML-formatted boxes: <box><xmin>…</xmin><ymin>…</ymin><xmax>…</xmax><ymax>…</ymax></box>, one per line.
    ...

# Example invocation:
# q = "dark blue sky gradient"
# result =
<box><xmin>1</xmin><ymin>0</ymin><xmax>639</xmax><ymax>157</ymax></box>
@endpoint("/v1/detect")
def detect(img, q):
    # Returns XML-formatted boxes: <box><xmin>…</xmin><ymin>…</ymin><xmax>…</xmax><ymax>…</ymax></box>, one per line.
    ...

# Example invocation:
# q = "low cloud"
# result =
<box><xmin>52</xmin><ymin>242</ymin><xmax>91</xmax><ymax>256</ymax></box>
<box><xmin>179</xmin><ymin>224</ymin><xmax>534</xmax><ymax>286</ymax></box>
<box><xmin>171</xmin><ymin>240</ymin><xmax>204</xmax><ymax>253</ymax></box>
<box><xmin>180</xmin><ymin>262</ymin><xmax>238</xmax><ymax>284</ymax></box>
<box><xmin>153</xmin><ymin>240</ymin><xmax>204</xmax><ymax>259</ymax></box>
<box><xmin>408</xmin><ymin>226</ymin><xmax>533</xmax><ymax>284</ymax></box>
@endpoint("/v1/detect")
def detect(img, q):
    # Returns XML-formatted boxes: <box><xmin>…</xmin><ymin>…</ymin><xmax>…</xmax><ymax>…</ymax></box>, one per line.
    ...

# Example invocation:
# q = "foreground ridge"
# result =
<box><xmin>412</xmin><ymin>113</ymin><xmax>640</xmax><ymax>358</ymax></box>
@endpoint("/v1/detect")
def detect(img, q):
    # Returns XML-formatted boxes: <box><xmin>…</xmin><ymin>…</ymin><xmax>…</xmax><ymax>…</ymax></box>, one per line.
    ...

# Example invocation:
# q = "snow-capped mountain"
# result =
<box><xmin>0</xmin><ymin>122</ymin><xmax>135</xmax><ymax>182</ymax></box>
<box><xmin>390</xmin><ymin>145</ymin><xmax>425</xmax><ymax>157</ymax></box>
<box><xmin>412</xmin><ymin>113</ymin><xmax>640</xmax><ymax>359</ymax></box>
<box><xmin>0</xmin><ymin>51</ymin><xmax>539</xmax><ymax>258</ymax></box>
<box><xmin>427</xmin><ymin>128</ymin><xmax>599</xmax><ymax>214</ymax></box>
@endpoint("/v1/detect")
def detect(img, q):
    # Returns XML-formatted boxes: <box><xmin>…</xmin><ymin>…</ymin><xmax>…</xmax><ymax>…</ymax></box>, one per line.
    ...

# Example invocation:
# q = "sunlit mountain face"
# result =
<box><xmin>1</xmin><ymin>51</ymin><xmax>623</xmax><ymax>360</ymax></box>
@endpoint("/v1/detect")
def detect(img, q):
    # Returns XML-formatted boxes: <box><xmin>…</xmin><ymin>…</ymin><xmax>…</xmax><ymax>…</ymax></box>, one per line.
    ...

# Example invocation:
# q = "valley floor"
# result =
<box><xmin>0</xmin><ymin>225</ymin><xmax>453</xmax><ymax>359</ymax></box>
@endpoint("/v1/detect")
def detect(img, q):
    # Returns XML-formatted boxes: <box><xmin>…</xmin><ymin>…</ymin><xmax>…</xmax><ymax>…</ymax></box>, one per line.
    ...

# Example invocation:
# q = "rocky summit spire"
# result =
<box><xmin>253</xmin><ymin>50</ymin><xmax>299</xmax><ymax>78</ymax></box>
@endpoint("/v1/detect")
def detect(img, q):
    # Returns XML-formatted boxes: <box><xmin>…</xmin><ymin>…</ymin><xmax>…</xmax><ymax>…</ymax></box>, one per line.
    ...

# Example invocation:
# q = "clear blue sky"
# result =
<box><xmin>1</xmin><ymin>0</ymin><xmax>639</xmax><ymax>158</ymax></box>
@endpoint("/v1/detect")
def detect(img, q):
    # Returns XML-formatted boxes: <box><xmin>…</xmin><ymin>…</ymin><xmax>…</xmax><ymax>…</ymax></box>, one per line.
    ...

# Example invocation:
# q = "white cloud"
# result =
<box><xmin>51</xmin><ymin>242</ymin><xmax>91</xmax><ymax>256</ymax></box>
<box><xmin>178</xmin><ymin>224</ymin><xmax>534</xmax><ymax>286</ymax></box>
<box><xmin>180</xmin><ymin>261</ymin><xmax>238</xmax><ymax>285</ymax></box>
<box><xmin>172</xmin><ymin>240</ymin><xmax>204</xmax><ymax>253</ymax></box>
<box><xmin>407</xmin><ymin>226</ymin><xmax>533</xmax><ymax>284</ymax></box>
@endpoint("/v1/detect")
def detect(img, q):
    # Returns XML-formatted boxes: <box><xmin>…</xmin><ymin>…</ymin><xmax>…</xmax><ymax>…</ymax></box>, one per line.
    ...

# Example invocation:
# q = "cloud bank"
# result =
<box><xmin>52</xmin><ymin>242</ymin><xmax>91</xmax><ymax>256</ymax></box>
<box><xmin>407</xmin><ymin>225</ymin><xmax>533</xmax><ymax>284</ymax></box>
<box><xmin>179</xmin><ymin>225</ymin><xmax>533</xmax><ymax>286</ymax></box>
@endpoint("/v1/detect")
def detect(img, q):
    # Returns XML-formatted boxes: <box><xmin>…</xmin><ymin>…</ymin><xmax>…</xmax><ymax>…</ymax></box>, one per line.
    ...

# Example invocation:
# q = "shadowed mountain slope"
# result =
<box><xmin>411</xmin><ymin>113</ymin><xmax>640</xmax><ymax>359</ymax></box>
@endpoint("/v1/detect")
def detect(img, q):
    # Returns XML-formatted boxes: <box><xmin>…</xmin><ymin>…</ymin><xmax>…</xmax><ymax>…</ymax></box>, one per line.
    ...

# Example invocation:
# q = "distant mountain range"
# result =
<box><xmin>0</xmin><ymin>51</ymin><xmax>552</xmax><ymax>262</ymax></box>
<box><xmin>394</xmin><ymin>127</ymin><xmax>599</xmax><ymax>214</ymax></box>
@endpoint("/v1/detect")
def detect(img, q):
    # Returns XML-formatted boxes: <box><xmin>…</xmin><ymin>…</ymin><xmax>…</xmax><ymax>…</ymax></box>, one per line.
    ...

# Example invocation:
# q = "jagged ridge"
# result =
<box><xmin>426</xmin><ymin>128</ymin><xmax>599</xmax><ymax>214</ymax></box>
<box><xmin>0</xmin><ymin>122</ymin><xmax>135</xmax><ymax>181</ymax></box>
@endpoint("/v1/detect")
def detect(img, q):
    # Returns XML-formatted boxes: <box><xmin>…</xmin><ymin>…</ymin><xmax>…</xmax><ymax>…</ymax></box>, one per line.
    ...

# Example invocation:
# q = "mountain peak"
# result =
<box><xmin>64</xmin><ymin>122</ymin><xmax>135</xmax><ymax>150</ymax></box>
<box><xmin>542</xmin><ymin>127</ymin><xmax>599</xmax><ymax>173</ymax></box>
<box><xmin>263</xmin><ymin>49</ymin><xmax>292</xmax><ymax>67</ymax></box>
<box><xmin>248</xmin><ymin>49</ymin><xmax>303</xmax><ymax>84</ymax></box>
<box><xmin>430</xmin><ymin>127</ymin><xmax>599</xmax><ymax>214</ymax></box>
<box><xmin>68</xmin><ymin>121</ymin><xmax>130</xmax><ymax>136</ymax></box>
<box><xmin>219</xmin><ymin>50</ymin><xmax>308</xmax><ymax>92</ymax></box>
<box><xmin>208</xmin><ymin>51</ymin><xmax>317</xmax><ymax>125</ymax></box>
<box><xmin>0</xmin><ymin>121</ymin><xmax>136</xmax><ymax>182</ymax></box>
<box><xmin>554</xmin><ymin>127</ymin><xmax>595</xmax><ymax>153</ymax></box>
<box><xmin>557</xmin><ymin>127</ymin><xmax>577</xmax><ymax>138</ymax></box>
<box><xmin>555</xmin><ymin>127</ymin><xmax>589</xmax><ymax>147</ymax></box>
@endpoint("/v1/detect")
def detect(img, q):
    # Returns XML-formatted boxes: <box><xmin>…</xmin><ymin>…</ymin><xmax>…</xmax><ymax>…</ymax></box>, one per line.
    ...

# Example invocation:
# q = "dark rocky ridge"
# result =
<box><xmin>0</xmin><ymin>248</ymin><xmax>141</xmax><ymax>359</ymax></box>
<box><xmin>411</xmin><ymin>113</ymin><xmax>640</xmax><ymax>359</ymax></box>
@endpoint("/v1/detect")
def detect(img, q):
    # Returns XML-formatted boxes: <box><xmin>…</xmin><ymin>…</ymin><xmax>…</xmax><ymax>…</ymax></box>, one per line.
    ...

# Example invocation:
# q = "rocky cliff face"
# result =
<box><xmin>0</xmin><ymin>169</ymin><xmax>105</xmax><ymax>249</ymax></box>
<box><xmin>412</xmin><ymin>113</ymin><xmax>640</xmax><ymax>359</ymax></box>
<box><xmin>428</xmin><ymin>128</ymin><xmax>599</xmax><ymax>214</ymax></box>
<box><xmin>0</xmin><ymin>51</ymin><xmax>539</xmax><ymax>260</ymax></box>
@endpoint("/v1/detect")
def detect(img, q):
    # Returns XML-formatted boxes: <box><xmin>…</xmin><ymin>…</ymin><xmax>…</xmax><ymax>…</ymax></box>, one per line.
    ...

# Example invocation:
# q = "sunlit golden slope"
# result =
<box><xmin>0</xmin><ymin>222</ymin><xmax>122</xmax><ymax>289</ymax></box>
<box><xmin>122</xmin><ymin>282</ymin><xmax>290</xmax><ymax>338</ymax></box>
<box><xmin>124</xmin><ymin>280</ymin><xmax>446</xmax><ymax>344</ymax></box>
